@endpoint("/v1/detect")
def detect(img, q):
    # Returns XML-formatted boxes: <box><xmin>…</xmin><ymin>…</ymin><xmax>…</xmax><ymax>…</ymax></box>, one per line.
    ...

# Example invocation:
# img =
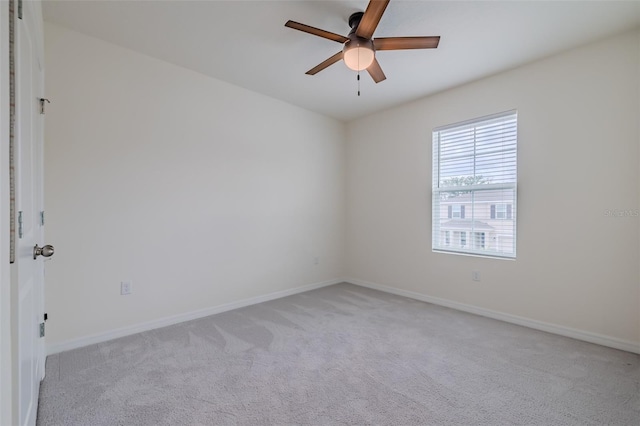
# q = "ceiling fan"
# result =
<box><xmin>285</xmin><ymin>0</ymin><xmax>440</xmax><ymax>83</ymax></box>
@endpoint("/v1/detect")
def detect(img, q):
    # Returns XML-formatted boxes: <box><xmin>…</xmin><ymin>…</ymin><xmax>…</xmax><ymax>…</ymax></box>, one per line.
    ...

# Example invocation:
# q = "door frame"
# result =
<box><xmin>1</xmin><ymin>0</ymin><xmax>14</xmax><ymax>424</ymax></box>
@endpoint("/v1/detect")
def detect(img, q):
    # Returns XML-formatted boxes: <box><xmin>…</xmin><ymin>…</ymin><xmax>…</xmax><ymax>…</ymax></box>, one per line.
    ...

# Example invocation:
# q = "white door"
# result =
<box><xmin>15</xmin><ymin>1</ymin><xmax>46</xmax><ymax>425</ymax></box>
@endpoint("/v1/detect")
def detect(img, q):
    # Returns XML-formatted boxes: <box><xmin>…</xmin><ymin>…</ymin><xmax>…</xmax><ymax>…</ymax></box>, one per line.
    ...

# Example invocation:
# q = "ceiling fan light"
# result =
<box><xmin>343</xmin><ymin>39</ymin><xmax>375</xmax><ymax>71</ymax></box>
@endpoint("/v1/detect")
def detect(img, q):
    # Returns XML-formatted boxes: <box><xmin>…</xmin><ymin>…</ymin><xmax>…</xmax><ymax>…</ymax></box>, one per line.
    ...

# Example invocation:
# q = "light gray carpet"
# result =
<box><xmin>37</xmin><ymin>283</ymin><xmax>639</xmax><ymax>425</ymax></box>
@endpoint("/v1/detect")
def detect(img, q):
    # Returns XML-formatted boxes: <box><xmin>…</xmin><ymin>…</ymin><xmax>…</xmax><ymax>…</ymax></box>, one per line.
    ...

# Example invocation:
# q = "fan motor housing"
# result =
<box><xmin>344</xmin><ymin>36</ymin><xmax>374</xmax><ymax>52</ymax></box>
<box><xmin>345</xmin><ymin>11</ymin><xmax>374</xmax><ymax>53</ymax></box>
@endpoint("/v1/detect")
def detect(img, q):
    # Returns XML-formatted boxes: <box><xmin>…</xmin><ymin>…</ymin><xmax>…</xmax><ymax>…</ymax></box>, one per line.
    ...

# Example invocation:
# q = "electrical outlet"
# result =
<box><xmin>121</xmin><ymin>281</ymin><xmax>132</xmax><ymax>295</ymax></box>
<box><xmin>472</xmin><ymin>271</ymin><xmax>481</xmax><ymax>282</ymax></box>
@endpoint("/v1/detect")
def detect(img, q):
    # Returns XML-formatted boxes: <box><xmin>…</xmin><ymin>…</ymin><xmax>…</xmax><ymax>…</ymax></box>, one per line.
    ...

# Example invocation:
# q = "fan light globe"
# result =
<box><xmin>343</xmin><ymin>39</ymin><xmax>375</xmax><ymax>71</ymax></box>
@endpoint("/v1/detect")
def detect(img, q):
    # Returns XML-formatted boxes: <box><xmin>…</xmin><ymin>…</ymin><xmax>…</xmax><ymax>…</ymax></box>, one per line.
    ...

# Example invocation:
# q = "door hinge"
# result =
<box><xmin>18</xmin><ymin>211</ymin><xmax>23</xmax><ymax>238</ymax></box>
<box><xmin>18</xmin><ymin>0</ymin><xmax>23</xmax><ymax>20</ymax></box>
<box><xmin>40</xmin><ymin>211</ymin><xmax>45</xmax><ymax>226</ymax></box>
<box><xmin>44</xmin><ymin>313</ymin><xmax>48</xmax><ymax>321</ymax></box>
<box><xmin>39</xmin><ymin>322</ymin><xmax>45</xmax><ymax>338</ymax></box>
<box><xmin>39</xmin><ymin>98</ymin><xmax>50</xmax><ymax>115</ymax></box>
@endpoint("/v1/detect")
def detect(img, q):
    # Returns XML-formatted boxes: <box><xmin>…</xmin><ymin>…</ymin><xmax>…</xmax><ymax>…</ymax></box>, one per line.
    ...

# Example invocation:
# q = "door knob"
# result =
<box><xmin>33</xmin><ymin>244</ymin><xmax>54</xmax><ymax>260</ymax></box>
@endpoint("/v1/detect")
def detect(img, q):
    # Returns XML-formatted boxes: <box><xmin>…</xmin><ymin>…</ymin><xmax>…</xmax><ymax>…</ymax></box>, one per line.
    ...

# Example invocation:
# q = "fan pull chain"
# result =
<box><xmin>357</xmin><ymin>45</ymin><xmax>361</xmax><ymax>96</ymax></box>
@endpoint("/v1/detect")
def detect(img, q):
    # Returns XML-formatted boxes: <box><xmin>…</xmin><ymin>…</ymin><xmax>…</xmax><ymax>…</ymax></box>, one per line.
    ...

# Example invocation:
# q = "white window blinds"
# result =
<box><xmin>432</xmin><ymin>111</ymin><xmax>517</xmax><ymax>258</ymax></box>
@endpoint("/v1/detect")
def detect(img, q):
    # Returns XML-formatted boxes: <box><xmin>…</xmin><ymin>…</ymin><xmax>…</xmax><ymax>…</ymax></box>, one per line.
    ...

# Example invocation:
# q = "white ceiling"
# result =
<box><xmin>42</xmin><ymin>0</ymin><xmax>640</xmax><ymax>122</ymax></box>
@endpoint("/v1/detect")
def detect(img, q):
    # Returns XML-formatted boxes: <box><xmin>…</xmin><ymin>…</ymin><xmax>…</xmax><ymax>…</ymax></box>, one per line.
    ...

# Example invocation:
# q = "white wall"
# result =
<box><xmin>45</xmin><ymin>21</ymin><xmax>640</xmax><ymax>354</ymax></box>
<box><xmin>346</xmin><ymin>30</ymin><xmax>640</xmax><ymax>348</ymax></box>
<box><xmin>44</xmin><ymin>23</ymin><xmax>346</xmax><ymax>349</ymax></box>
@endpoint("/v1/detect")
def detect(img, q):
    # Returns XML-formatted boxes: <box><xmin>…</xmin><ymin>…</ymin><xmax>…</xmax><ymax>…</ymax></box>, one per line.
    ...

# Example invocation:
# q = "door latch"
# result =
<box><xmin>39</xmin><ymin>98</ymin><xmax>50</xmax><ymax>114</ymax></box>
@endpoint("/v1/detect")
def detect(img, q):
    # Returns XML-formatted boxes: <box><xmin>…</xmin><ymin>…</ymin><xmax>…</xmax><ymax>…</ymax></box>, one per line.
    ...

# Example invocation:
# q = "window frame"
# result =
<box><xmin>432</xmin><ymin>111</ymin><xmax>517</xmax><ymax>259</ymax></box>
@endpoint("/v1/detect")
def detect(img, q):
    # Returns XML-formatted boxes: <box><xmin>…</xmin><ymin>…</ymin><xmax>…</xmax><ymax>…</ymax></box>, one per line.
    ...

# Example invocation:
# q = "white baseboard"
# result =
<box><xmin>346</xmin><ymin>277</ymin><xmax>640</xmax><ymax>355</ymax></box>
<box><xmin>47</xmin><ymin>278</ymin><xmax>343</xmax><ymax>355</ymax></box>
<box><xmin>49</xmin><ymin>277</ymin><xmax>640</xmax><ymax>356</ymax></box>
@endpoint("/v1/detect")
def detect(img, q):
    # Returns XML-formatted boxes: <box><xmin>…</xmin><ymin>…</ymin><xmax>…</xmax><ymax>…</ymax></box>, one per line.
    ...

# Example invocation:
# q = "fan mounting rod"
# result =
<box><xmin>348</xmin><ymin>12</ymin><xmax>365</xmax><ymax>32</ymax></box>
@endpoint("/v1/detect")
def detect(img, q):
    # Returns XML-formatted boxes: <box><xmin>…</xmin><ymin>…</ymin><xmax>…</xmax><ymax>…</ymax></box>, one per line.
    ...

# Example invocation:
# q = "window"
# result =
<box><xmin>473</xmin><ymin>232</ymin><xmax>485</xmax><ymax>249</ymax></box>
<box><xmin>448</xmin><ymin>205</ymin><xmax>465</xmax><ymax>218</ymax></box>
<box><xmin>432</xmin><ymin>111</ymin><xmax>517</xmax><ymax>258</ymax></box>
<box><xmin>491</xmin><ymin>203</ymin><xmax>512</xmax><ymax>220</ymax></box>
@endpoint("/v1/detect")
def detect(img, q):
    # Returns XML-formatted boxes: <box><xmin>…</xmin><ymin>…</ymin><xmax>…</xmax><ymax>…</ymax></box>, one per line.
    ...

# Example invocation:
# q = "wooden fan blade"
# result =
<box><xmin>285</xmin><ymin>20</ymin><xmax>349</xmax><ymax>43</ymax></box>
<box><xmin>374</xmin><ymin>36</ymin><xmax>440</xmax><ymax>50</ymax></box>
<box><xmin>367</xmin><ymin>58</ymin><xmax>386</xmax><ymax>83</ymax></box>
<box><xmin>356</xmin><ymin>0</ymin><xmax>390</xmax><ymax>39</ymax></box>
<box><xmin>306</xmin><ymin>51</ymin><xmax>344</xmax><ymax>75</ymax></box>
